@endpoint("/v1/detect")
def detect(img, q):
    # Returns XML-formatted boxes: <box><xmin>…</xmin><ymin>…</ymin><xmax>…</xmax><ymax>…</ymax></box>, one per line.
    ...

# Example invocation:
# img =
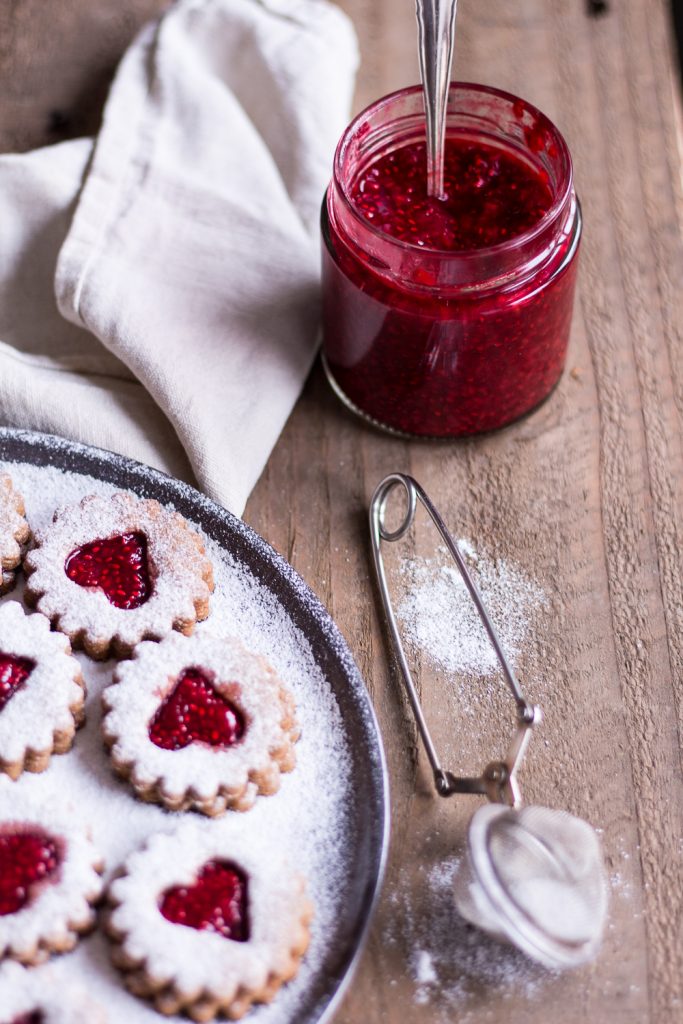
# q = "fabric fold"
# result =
<box><xmin>0</xmin><ymin>0</ymin><xmax>358</xmax><ymax>514</ymax></box>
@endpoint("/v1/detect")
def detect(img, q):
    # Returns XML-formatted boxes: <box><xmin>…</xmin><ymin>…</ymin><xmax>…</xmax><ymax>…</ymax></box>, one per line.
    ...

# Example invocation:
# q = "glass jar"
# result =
<box><xmin>321</xmin><ymin>83</ymin><xmax>581</xmax><ymax>437</ymax></box>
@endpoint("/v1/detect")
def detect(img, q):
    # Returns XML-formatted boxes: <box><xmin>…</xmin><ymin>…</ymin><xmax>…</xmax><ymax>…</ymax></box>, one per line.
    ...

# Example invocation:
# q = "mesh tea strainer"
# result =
<box><xmin>369</xmin><ymin>473</ymin><xmax>608</xmax><ymax>970</ymax></box>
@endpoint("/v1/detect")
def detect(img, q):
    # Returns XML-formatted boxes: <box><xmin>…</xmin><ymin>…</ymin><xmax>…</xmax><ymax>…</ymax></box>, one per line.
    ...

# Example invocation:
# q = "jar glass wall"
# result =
<box><xmin>321</xmin><ymin>83</ymin><xmax>581</xmax><ymax>437</ymax></box>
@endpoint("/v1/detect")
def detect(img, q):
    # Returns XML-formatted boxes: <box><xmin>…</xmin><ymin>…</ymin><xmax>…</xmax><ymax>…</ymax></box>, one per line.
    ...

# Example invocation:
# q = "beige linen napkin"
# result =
<box><xmin>0</xmin><ymin>0</ymin><xmax>358</xmax><ymax>514</ymax></box>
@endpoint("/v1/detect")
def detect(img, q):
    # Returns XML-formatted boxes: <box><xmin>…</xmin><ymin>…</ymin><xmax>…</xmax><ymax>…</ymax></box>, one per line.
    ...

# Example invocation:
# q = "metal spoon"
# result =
<box><xmin>415</xmin><ymin>0</ymin><xmax>459</xmax><ymax>198</ymax></box>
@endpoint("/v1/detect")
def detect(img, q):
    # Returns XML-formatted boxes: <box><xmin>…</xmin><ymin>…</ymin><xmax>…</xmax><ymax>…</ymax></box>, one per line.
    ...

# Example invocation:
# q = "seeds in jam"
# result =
<box><xmin>351</xmin><ymin>136</ymin><xmax>553</xmax><ymax>251</ymax></box>
<box><xmin>149</xmin><ymin>667</ymin><xmax>245</xmax><ymax>751</ymax></box>
<box><xmin>323</xmin><ymin>126</ymin><xmax>578</xmax><ymax>437</ymax></box>
<box><xmin>65</xmin><ymin>532</ymin><xmax>150</xmax><ymax>610</ymax></box>
<box><xmin>0</xmin><ymin>654</ymin><xmax>35</xmax><ymax>713</ymax></box>
<box><xmin>160</xmin><ymin>860</ymin><xmax>249</xmax><ymax>941</ymax></box>
<box><xmin>0</xmin><ymin>831</ymin><xmax>60</xmax><ymax>916</ymax></box>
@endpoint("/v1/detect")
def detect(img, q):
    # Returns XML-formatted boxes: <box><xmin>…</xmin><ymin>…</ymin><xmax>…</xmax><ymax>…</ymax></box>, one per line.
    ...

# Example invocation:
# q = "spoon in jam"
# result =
<box><xmin>415</xmin><ymin>0</ymin><xmax>458</xmax><ymax>197</ymax></box>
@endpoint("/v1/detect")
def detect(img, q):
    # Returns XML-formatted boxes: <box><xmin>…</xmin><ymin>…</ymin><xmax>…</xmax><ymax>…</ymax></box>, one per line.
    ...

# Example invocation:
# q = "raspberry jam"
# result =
<box><xmin>149</xmin><ymin>667</ymin><xmax>245</xmax><ymax>751</ymax></box>
<box><xmin>321</xmin><ymin>83</ymin><xmax>581</xmax><ymax>436</ymax></box>
<box><xmin>0</xmin><ymin>829</ymin><xmax>61</xmax><ymax>915</ymax></box>
<box><xmin>65</xmin><ymin>532</ymin><xmax>150</xmax><ymax>610</ymax></box>
<box><xmin>351</xmin><ymin>140</ymin><xmax>553</xmax><ymax>251</ymax></box>
<box><xmin>160</xmin><ymin>860</ymin><xmax>249</xmax><ymax>941</ymax></box>
<box><xmin>9</xmin><ymin>1014</ymin><xmax>43</xmax><ymax>1024</ymax></box>
<box><xmin>0</xmin><ymin>654</ymin><xmax>35</xmax><ymax>713</ymax></box>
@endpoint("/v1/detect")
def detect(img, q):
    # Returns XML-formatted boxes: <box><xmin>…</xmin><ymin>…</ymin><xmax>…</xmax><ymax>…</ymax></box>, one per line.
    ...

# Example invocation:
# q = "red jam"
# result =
<box><xmin>149</xmin><ymin>667</ymin><xmax>245</xmax><ymax>751</ymax></box>
<box><xmin>0</xmin><ymin>654</ymin><xmax>35</xmax><ymax>713</ymax></box>
<box><xmin>160</xmin><ymin>860</ymin><xmax>249</xmax><ymax>941</ymax></box>
<box><xmin>65</xmin><ymin>532</ymin><xmax>150</xmax><ymax>610</ymax></box>
<box><xmin>0</xmin><ymin>830</ymin><xmax>61</xmax><ymax>916</ymax></box>
<box><xmin>9</xmin><ymin>1014</ymin><xmax>43</xmax><ymax>1024</ymax></box>
<box><xmin>321</xmin><ymin>84</ymin><xmax>580</xmax><ymax>437</ymax></box>
<box><xmin>351</xmin><ymin>139</ymin><xmax>553</xmax><ymax>250</ymax></box>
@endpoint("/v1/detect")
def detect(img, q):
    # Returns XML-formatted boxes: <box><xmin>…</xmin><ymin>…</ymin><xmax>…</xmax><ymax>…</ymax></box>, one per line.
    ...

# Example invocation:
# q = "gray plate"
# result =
<box><xmin>0</xmin><ymin>426</ymin><xmax>390</xmax><ymax>1024</ymax></box>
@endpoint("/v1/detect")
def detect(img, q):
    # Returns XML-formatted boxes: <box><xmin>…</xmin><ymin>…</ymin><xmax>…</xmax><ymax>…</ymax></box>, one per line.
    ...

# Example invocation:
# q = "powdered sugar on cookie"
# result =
<box><xmin>24</xmin><ymin>493</ymin><xmax>214</xmax><ymax>659</ymax></box>
<box><xmin>0</xmin><ymin>961</ymin><xmax>107</xmax><ymax>1023</ymax></box>
<box><xmin>0</xmin><ymin>798</ymin><xmax>104</xmax><ymax>964</ymax></box>
<box><xmin>0</xmin><ymin>602</ymin><xmax>85</xmax><ymax>779</ymax></box>
<box><xmin>0</xmin><ymin>458</ymin><xmax>355</xmax><ymax>1024</ymax></box>
<box><xmin>0</xmin><ymin>475</ymin><xmax>30</xmax><ymax>595</ymax></box>
<box><xmin>103</xmin><ymin>633</ymin><xmax>299</xmax><ymax>816</ymax></box>
<box><xmin>107</xmin><ymin>823</ymin><xmax>312</xmax><ymax>1020</ymax></box>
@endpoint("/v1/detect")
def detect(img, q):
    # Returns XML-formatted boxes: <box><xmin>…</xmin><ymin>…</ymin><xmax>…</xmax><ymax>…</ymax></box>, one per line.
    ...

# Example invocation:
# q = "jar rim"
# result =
<box><xmin>332</xmin><ymin>81</ymin><xmax>574</xmax><ymax>261</ymax></box>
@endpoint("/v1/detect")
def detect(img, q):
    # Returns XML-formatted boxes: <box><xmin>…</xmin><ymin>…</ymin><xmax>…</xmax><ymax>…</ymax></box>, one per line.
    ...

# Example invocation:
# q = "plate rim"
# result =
<box><xmin>0</xmin><ymin>426</ymin><xmax>391</xmax><ymax>1024</ymax></box>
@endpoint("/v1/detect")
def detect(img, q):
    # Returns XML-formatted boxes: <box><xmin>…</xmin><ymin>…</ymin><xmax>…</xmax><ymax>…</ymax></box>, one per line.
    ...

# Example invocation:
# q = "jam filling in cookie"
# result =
<box><xmin>160</xmin><ymin>859</ymin><xmax>249</xmax><ymax>941</ymax></box>
<box><xmin>65</xmin><ymin>532</ymin><xmax>151</xmax><ymax>610</ymax></box>
<box><xmin>0</xmin><ymin>602</ymin><xmax>85</xmax><ymax>781</ymax></box>
<box><xmin>25</xmin><ymin>492</ymin><xmax>214</xmax><ymax>660</ymax></box>
<box><xmin>0</xmin><ymin>656</ymin><xmax>35</xmax><ymax>714</ymax></box>
<box><xmin>10</xmin><ymin>1013</ymin><xmax>43</xmax><ymax>1024</ymax></box>
<box><xmin>0</xmin><ymin>809</ymin><xmax>104</xmax><ymax>965</ymax></box>
<box><xmin>0</xmin><ymin>830</ymin><xmax>61</xmax><ymax>916</ymax></box>
<box><xmin>149</xmin><ymin>668</ymin><xmax>246</xmax><ymax>751</ymax></box>
<box><xmin>103</xmin><ymin>633</ymin><xmax>299</xmax><ymax>816</ymax></box>
<box><xmin>106</xmin><ymin>824</ymin><xmax>313</xmax><ymax>1021</ymax></box>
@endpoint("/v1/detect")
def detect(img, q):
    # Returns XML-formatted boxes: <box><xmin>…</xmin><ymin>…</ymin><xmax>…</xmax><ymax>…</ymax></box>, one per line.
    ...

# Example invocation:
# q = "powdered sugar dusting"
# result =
<box><xmin>0</xmin><ymin>961</ymin><xmax>106</xmax><ymax>1023</ymax></box>
<box><xmin>109</xmin><ymin>822</ymin><xmax>311</xmax><ymax>1004</ymax></box>
<box><xmin>0</xmin><ymin>601</ymin><xmax>83</xmax><ymax>769</ymax></box>
<box><xmin>606</xmin><ymin>834</ymin><xmax>639</xmax><ymax>929</ymax></box>
<box><xmin>397</xmin><ymin>542</ymin><xmax>546</xmax><ymax>678</ymax></box>
<box><xmin>0</xmin><ymin>794</ymin><xmax>103</xmax><ymax>962</ymax></box>
<box><xmin>412</xmin><ymin>948</ymin><xmax>438</xmax><ymax>1004</ymax></box>
<box><xmin>0</xmin><ymin>473</ymin><xmax>30</xmax><ymax>590</ymax></box>
<box><xmin>25</xmin><ymin>491</ymin><xmax>212</xmax><ymax>657</ymax></box>
<box><xmin>103</xmin><ymin>633</ymin><xmax>298</xmax><ymax>814</ymax></box>
<box><xmin>386</xmin><ymin>853</ymin><xmax>554</xmax><ymax>1021</ymax></box>
<box><xmin>0</xmin><ymin>458</ymin><xmax>356</xmax><ymax>1023</ymax></box>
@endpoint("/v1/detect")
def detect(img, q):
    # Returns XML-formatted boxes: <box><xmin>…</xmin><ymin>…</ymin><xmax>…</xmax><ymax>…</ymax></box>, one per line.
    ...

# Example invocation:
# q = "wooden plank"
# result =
<box><xmin>252</xmin><ymin>2</ymin><xmax>683</xmax><ymax>1022</ymax></box>
<box><xmin>0</xmin><ymin>0</ymin><xmax>168</xmax><ymax>150</ymax></box>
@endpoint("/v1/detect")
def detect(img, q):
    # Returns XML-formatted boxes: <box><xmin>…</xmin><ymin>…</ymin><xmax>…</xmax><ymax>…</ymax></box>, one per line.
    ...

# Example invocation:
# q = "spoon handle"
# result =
<box><xmin>415</xmin><ymin>0</ymin><xmax>458</xmax><ymax>198</ymax></box>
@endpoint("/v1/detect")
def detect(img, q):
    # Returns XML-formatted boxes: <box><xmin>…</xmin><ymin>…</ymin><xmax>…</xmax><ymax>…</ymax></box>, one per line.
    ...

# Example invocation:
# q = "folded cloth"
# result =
<box><xmin>0</xmin><ymin>0</ymin><xmax>358</xmax><ymax>514</ymax></box>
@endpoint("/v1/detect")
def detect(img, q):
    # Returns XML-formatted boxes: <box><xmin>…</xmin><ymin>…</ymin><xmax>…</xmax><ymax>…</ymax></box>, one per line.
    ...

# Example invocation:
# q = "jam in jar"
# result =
<box><xmin>321</xmin><ymin>83</ymin><xmax>581</xmax><ymax>436</ymax></box>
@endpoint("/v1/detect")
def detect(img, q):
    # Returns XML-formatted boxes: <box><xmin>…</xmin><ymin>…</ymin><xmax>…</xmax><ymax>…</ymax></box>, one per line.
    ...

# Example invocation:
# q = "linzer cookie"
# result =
<box><xmin>102</xmin><ymin>632</ymin><xmax>299</xmax><ymax>816</ymax></box>
<box><xmin>106</xmin><ymin>824</ymin><xmax>313</xmax><ymax>1021</ymax></box>
<box><xmin>0</xmin><ymin>961</ymin><xmax>107</xmax><ymax>1023</ymax></box>
<box><xmin>24</xmin><ymin>492</ymin><xmax>214</xmax><ymax>659</ymax></box>
<box><xmin>0</xmin><ymin>810</ymin><xmax>104</xmax><ymax>965</ymax></box>
<box><xmin>0</xmin><ymin>602</ymin><xmax>85</xmax><ymax>780</ymax></box>
<box><xmin>0</xmin><ymin>474</ymin><xmax>30</xmax><ymax>595</ymax></box>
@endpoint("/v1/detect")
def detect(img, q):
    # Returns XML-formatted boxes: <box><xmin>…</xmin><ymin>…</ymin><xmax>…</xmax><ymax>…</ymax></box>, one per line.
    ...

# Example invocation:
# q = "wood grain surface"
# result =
<box><xmin>1</xmin><ymin>1</ymin><xmax>682</xmax><ymax>1022</ymax></box>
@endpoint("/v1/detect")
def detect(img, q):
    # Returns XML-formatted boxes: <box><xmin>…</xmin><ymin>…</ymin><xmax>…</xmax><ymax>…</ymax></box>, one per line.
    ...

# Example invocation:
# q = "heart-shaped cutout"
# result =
<box><xmin>149</xmin><ymin>668</ymin><xmax>245</xmax><ymax>751</ymax></box>
<box><xmin>0</xmin><ymin>654</ymin><xmax>35</xmax><ymax>713</ymax></box>
<box><xmin>65</xmin><ymin>532</ymin><xmax>151</xmax><ymax>610</ymax></box>
<box><xmin>160</xmin><ymin>860</ymin><xmax>249</xmax><ymax>941</ymax></box>
<box><xmin>0</xmin><ymin>830</ymin><xmax>61</xmax><ymax>916</ymax></box>
<box><xmin>9</xmin><ymin>1014</ymin><xmax>43</xmax><ymax>1024</ymax></box>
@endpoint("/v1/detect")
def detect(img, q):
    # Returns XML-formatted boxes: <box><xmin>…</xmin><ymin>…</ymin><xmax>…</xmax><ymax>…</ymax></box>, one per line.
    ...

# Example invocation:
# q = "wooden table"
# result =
<box><xmin>2</xmin><ymin>1</ymin><xmax>682</xmax><ymax>1021</ymax></box>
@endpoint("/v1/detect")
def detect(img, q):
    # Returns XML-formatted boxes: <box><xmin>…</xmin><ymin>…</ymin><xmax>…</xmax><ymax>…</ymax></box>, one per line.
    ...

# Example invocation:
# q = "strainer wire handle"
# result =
<box><xmin>369</xmin><ymin>473</ymin><xmax>539</xmax><ymax>807</ymax></box>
